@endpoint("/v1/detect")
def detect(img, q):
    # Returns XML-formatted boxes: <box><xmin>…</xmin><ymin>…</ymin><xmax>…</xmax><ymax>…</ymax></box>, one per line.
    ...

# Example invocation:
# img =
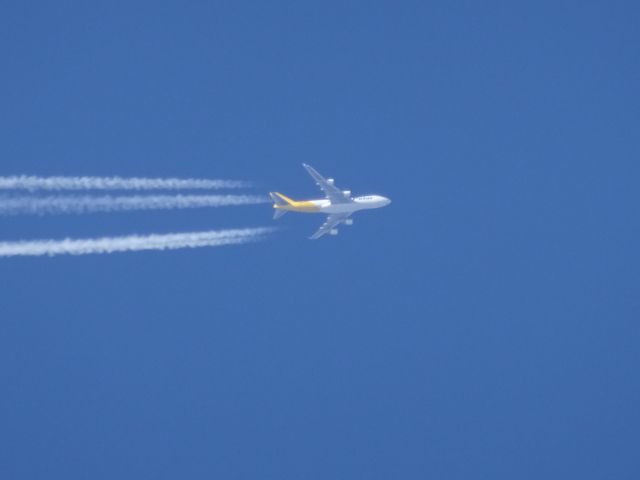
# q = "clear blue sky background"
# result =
<box><xmin>1</xmin><ymin>1</ymin><xmax>638</xmax><ymax>478</ymax></box>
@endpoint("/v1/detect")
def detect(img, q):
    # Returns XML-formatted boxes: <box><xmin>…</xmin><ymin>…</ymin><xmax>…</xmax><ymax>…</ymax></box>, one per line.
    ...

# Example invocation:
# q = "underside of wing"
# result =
<box><xmin>302</xmin><ymin>163</ymin><xmax>352</xmax><ymax>204</ymax></box>
<box><xmin>310</xmin><ymin>213</ymin><xmax>351</xmax><ymax>240</ymax></box>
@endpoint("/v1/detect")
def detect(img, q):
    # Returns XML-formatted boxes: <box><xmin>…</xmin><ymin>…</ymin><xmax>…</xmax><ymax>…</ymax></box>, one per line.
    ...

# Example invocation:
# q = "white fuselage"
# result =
<box><xmin>304</xmin><ymin>195</ymin><xmax>391</xmax><ymax>214</ymax></box>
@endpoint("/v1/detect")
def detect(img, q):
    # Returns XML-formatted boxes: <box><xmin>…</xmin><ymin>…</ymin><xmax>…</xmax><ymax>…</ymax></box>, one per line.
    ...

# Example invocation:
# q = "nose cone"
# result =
<box><xmin>382</xmin><ymin>196</ymin><xmax>391</xmax><ymax>206</ymax></box>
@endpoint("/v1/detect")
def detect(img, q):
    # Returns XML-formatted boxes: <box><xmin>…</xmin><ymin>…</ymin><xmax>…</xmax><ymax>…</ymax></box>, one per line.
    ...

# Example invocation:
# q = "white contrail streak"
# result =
<box><xmin>0</xmin><ymin>194</ymin><xmax>269</xmax><ymax>216</ymax></box>
<box><xmin>0</xmin><ymin>227</ymin><xmax>275</xmax><ymax>257</ymax></box>
<box><xmin>0</xmin><ymin>175</ymin><xmax>249</xmax><ymax>190</ymax></box>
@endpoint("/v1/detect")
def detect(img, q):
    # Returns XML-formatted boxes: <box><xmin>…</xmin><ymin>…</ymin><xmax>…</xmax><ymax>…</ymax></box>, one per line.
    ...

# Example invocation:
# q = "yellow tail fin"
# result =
<box><xmin>269</xmin><ymin>192</ymin><xmax>295</xmax><ymax>206</ymax></box>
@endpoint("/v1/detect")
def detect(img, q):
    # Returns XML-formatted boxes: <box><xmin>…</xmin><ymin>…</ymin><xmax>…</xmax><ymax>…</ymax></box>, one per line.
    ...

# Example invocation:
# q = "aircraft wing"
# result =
<box><xmin>302</xmin><ymin>163</ymin><xmax>351</xmax><ymax>204</ymax></box>
<box><xmin>310</xmin><ymin>213</ymin><xmax>351</xmax><ymax>240</ymax></box>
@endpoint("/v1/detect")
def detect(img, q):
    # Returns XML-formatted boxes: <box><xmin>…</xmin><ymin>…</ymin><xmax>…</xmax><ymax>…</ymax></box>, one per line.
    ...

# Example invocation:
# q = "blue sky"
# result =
<box><xmin>1</xmin><ymin>1</ymin><xmax>639</xmax><ymax>478</ymax></box>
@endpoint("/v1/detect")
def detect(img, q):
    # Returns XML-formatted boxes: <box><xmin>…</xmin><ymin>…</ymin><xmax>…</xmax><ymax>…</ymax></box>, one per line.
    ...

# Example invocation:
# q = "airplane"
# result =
<box><xmin>269</xmin><ymin>164</ymin><xmax>391</xmax><ymax>239</ymax></box>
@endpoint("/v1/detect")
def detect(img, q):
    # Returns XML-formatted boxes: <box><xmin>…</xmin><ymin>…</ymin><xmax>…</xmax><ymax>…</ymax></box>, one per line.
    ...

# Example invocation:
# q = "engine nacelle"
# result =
<box><xmin>330</xmin><ymin>228</ymin><xmax>339</xmax><ymax>236</ymax></box>
<box><xmin>344</xmin><ymin>219</ymin><xmax>353</xmax><ymax>226</ymax></box>
<box><xmin>327</xmin><ymin>178</ymin><xmax>335</xmax><ymax>185</ymax></box>
<box><xmin>342</xmin><ymin>190</ymin><xmax>351</xmax><ymax>198</ymax></box>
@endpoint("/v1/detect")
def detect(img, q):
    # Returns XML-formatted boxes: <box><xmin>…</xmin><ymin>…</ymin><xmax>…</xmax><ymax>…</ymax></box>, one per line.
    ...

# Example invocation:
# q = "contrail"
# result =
<box><xmin>0</xmin><ymin>227</ymin><xmax>275</xmax><ymax>257</ymax></box>
<box><xmin>0</xmin><ymin>194</ymin><xmax>269</xmax><ymax>216</ymax></box>
<box><xmin>0</xmin><ymin>175</ymin><xmax>249</xmax><ymax>191</ymax></box>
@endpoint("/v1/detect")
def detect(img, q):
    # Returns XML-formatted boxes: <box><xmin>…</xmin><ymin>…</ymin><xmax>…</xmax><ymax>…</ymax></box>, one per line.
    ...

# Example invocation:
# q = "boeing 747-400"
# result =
<box><xmin>269</xmin><ymin>164</ymin><xmax>391</xmax><ymax>239</ymax></box>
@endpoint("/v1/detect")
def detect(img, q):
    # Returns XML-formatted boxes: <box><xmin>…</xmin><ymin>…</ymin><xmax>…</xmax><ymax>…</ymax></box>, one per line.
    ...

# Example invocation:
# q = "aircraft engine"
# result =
<box><xmin>327</xmin><ymin>178</ymin><xmax>335</xmax><ymax>185</ymax></box>
<box><xmin>342</xmin><ymin>190</ymin><xmax>351</xmax><ymax>197</ymax></box>
<box><xmin>344</xmin><ymin>219</ymin><xmax>353</xmax><ymax>226</ymax></box>
<box><xmin>330</xmin><ymin>228</ymin><xmax>338</xmax><ymax>235</ymax></box>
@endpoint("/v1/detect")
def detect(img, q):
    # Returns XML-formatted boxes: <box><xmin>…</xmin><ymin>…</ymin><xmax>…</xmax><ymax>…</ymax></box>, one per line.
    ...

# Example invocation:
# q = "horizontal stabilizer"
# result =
<box><xmin>273</xmin><ymin>208</ymin><xmax>287</xmax><ymax>220</ymax></box>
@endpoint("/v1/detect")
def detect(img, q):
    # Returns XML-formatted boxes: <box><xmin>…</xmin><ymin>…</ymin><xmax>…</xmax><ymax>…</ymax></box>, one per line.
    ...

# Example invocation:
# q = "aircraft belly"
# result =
<box><xmin>285</xmin><ymin>199</ymin><xmax>324</xmax><ymax>212</ymax></box>
<box><xmin>322</xmin><ymin>204</ymin><xmax>358</xmax><ymax>214</ymax></box>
